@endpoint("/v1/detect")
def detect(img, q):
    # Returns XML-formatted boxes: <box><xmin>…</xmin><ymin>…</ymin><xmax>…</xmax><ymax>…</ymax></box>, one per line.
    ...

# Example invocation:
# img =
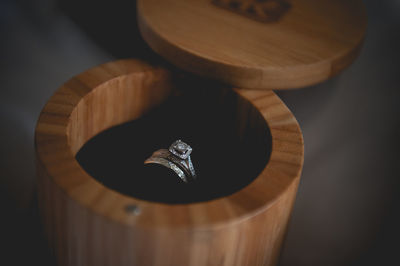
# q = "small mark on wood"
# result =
<box><xmin>125</xmin><ymin>204</ymin><xmax>141</xmax><ymax>215</ymax></box>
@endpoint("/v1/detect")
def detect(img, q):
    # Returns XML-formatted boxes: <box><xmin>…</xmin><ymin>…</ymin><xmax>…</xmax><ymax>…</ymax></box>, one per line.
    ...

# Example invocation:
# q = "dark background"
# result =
<box><xmin>1</xmin><ymin>0</ymin><xmax>399</xmax><ymax>265</ymax></box>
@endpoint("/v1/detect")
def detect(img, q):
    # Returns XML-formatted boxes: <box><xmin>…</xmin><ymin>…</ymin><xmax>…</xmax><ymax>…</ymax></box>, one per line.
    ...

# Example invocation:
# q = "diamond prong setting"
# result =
<box><xmin>169</xmin><ymin>140</ymin><xmax>192</xmax><ymax>159</ymax></box>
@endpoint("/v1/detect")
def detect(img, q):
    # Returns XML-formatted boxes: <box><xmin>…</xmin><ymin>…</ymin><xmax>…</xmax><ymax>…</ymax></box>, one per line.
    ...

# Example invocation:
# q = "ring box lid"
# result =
<box><xmin>137</xmin><ymin>0</ymin><xmax>366</xmax><ymax>90</ymax></box>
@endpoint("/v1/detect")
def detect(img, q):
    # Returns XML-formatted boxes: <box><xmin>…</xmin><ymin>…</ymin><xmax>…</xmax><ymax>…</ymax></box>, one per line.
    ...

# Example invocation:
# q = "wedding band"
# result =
<box><xmin>144</xmin><ymin>140</ymin><xmax>196</xmax><ymax>182</ymax></box>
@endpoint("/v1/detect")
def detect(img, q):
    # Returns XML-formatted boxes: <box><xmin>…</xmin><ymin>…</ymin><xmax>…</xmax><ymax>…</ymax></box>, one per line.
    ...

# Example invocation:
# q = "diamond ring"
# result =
<box><xmin>144</xmin><ymin>140</ymin><xmax>196</xmax><ymax>182</ymax></box>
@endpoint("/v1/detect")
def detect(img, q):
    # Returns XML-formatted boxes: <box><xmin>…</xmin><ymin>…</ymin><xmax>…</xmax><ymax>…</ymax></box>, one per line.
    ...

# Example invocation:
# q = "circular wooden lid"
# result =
<box><xmin>137</xmin><ymin>0</ymin><xmax>366</xmax><ymax>89</ymax></box>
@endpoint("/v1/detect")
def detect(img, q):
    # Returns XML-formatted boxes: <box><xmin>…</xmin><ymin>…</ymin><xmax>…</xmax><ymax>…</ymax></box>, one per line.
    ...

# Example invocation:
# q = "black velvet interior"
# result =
<box><xmin>76</xmin><ymin>86</ymin><xmax>272</xmax><ymax>204</ymax></box>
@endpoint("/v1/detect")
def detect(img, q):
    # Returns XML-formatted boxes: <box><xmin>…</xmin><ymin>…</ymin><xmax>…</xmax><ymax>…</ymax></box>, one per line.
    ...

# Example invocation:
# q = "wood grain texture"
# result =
<box><xmin>137</xmin><ymin>0</ymin><xmax>367</xmax><ymax>89</ymax></box>
<box><xmin>35</xmin><ymin>59</ymin><xmax>304</xmax><ymax>266</ymax></box>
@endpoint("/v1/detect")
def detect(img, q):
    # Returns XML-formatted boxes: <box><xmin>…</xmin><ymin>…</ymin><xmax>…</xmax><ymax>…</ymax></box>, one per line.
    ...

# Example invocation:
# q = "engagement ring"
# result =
<box><xmin>144</xmin><ymin>140</ymin><xmax>196</xmax><ymax>182</ymax></box>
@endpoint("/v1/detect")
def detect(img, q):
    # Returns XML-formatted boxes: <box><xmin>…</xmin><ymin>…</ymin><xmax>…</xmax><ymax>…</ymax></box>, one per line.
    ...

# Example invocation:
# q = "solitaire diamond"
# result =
<box><xmin>169</xmin><ymin>140</ymin><xmax>192</xmax><ymax>159</ymax></box>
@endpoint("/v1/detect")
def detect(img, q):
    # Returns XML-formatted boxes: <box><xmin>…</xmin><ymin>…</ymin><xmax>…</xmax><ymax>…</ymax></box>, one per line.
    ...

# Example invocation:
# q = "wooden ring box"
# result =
<box><xmin>35</xmin><ymin>1</ymin><xmax>366</xmax><ymax>265</ymax></box>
